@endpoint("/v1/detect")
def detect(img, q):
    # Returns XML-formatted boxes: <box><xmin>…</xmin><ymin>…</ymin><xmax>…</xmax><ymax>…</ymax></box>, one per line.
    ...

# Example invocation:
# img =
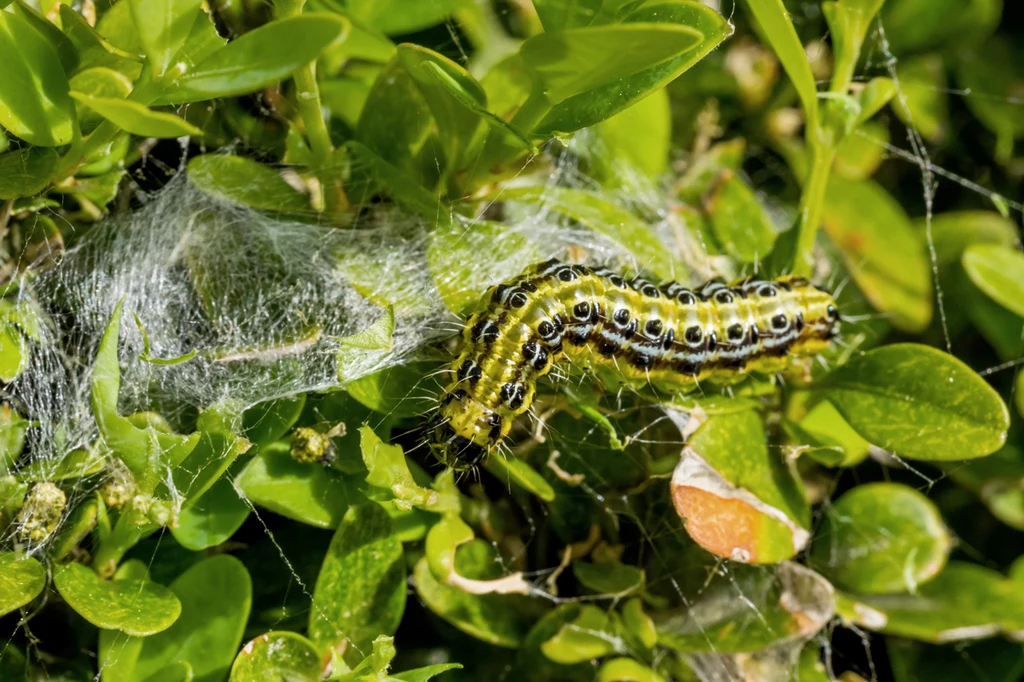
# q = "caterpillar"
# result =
<box><xmin>427</xmin><ymin>259</ymin><xmax>840</xmax><ymax>469</ymax></box>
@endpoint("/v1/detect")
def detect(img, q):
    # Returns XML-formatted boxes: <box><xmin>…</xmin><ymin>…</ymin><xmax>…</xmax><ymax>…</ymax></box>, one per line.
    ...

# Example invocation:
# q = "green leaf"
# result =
<box><xmin>942</xmin><ymin>444</ymin><xmax>1024</xmax><ymax>530</ymax></box>
<box><xmin>427</xmin><ymin>218</ymin><xmax>540</xmax><ymax>314</ymax></box>
<box><xmin>808</xmin><ymin>482</ymin><xmax>951</xmax><ymax>594</ymax></box>
<box><xmin>833</xmin><ymin>120</ymin><xmax>888</xmax><ymax>180</ymax></box>
<box><xmin>334</xmin><ymin>304</ymin><xmax>395</xmax><ymax>351</ymax></box>
<box><xmin>532</xmin><ymin>0</ymin><xmax>603</xmax><ymax>30</ymax></box>
<box><xmin>573</xmin><ymin>561</ymin><xmax>644</xmax><ymax>596</ymax></box>
<box><xmin>702</xmin><ymin>169</ymin><xmax>778</xmax><ymax>263</ymax></box>
<box><xmin>53</xmin><ymin>562</ymin><xmax>181</xmax><ymax>636</ymax></box>
<box><xmin>308</xmin><ymin>503</ymin><xmax>406</xmax><ymax>655</ymax></box>
<box><xmin>344</xmin><ymin>140</ymin><xmax>439</xmax><ymax>217</ymax></box>
<box><xmin>891</xmin><ymin>55</ymin><xmax>948</xmax><ymax>142</ymax></box>
<box><xmin>882</xmin><ymin>0</ymin><xmax>1002</xmax><ymax>54</ymax></box>
<box><xmin>598</xmin><ymin>659</ymin><xmax>666</xmax><ymax>682</ymax></box>
<box><xmin>922</xmin><ymin>211</ymin><xmax>1019</xmax><ymax>267</ymax></box>
<box><xmin>71</xmin><ymin>93</ymin><xmax>203</xmax><ymax>138</ymax></box>
<box><xmin>483</xmin><ymin>454</ymin><xmax>556</xmax><ymax>502</ymax></box>
<box><xmin>596</xmin><ymin>87</ymin><xmax>671</xmax><ymax>180</ymax></box>
<box><xmin>0</xmin><ymin>10</ymin><xmax>75</xmax><ymax>146</ymax></box>
<box><xmin>392</xmin><ymin>663</ymin><xmax>463</xmax><ymax>682</ymax></box>
<box><xmin>495</xmin><ymin>185</ymin><xmax>685</xmax><ymax>280</ymax></box>
<box><xmin>955</xmin><ymin>36</ymin><xmax>1024</xmax><ymax>159</ymax></box>
<box><xmin>0</xmin><ymin>320</ymin><xmax>26</xmax><ymax>382</ymax></box>
<box><xmin>821</xmin><ymin>344</ymin><xmax>1010</xmax><ymax>461</ymax></box>
<box><xmin>541</xmin><ymin>605</ymin><xmax>619</xmax><ymax>663</ymax></box>
<box><xmin>187</xmin><ymin>154</ymin><xmax>309</xmax><ymax>212</ymax></box>
<box><xmin>0</xmin><ymin>553</ymin><xmax>46</xmax><ymax>617</ymax></box>
<box><xmin>412</xmin><ymin>552</ymin><xmax>538</xmax><ymax>648</ymax></box>
<box><xmin>855</xmin><ymin>562</ymin><xmax>1024</xmax><ymax>642</ymax></box>
<box><xmin>521</xmin><ymin>23</ymin><xmax>701</xmax><ymax>106</ymax></box>
<box><xmin>341</xmin><ymin>0</ymin><xmax>467</xmax><ymax>35</ymax></box>
<box><xmin>134</xmin><ymin>555</ymin><xmax>252</xmax><ymax>682</ymax></box>
<box><xmin>229</xmin><ymin>631</ymin><xmax>322</xmax><ymax>682</ymax></box>
<box><xmin>888</xmin><ymin>638</ymin><xmax>1024</xmax><ymax>682</ymax></box>
<box><xmin>537</xmin><ymin>1</ymin><xmax>731</xmax><ymax>135</ymax></box>
<box><xmin>823</xmin><ymin>176</ymin><xmax>932</xmax><ymax>332</ymax></box>
<box><xmin>740</xmin><ymin>0</ymin><xmax>818</xmax><ymax>130</ymax></box>
<box><xmin>0</xmin><ymin>147</ymin><xmax>59</xmax><ymax>199</ymax></box>
<box><xmin>962</xmin><ymin>244</ymin><xmax>1024</xmax><ymax>318</ymax></box>
<box><xmin>166</xmin><ymin>14</ymin><xmax>349</xmax><ymax>103</ymax></box>
<box><xmin>171</xmin><ymin>476</ymin><xmax>250</xmax><ymax>550</ymax></box>
<box><xmin>242</xmin><ymin>395</ymin><xmax>306</xmax><ymax>447</ymax></box>
<box><xmin>69</xmin><ymin>67</ymin><xmax>134</xmax><ymax>132</ymax></box>
<box><xmin>91</xmin><ymin>302</ymin><xmax>200</xmax><ymax>494</ymax></box>
<box><xmin>235</xmin><ymin>441</ymin><xmax>358</xmax><ymax>528</ymax></box>
<box><xmin>346</xmin><ymin>361</ymin><xmax>441</xmax><ymax>420</ymax></box>
<box><xmin>359</xmin><ymin>424</ymin><xmax>458</xmax><ymax>513</ymax></box>
<box><xmin>128</xmin><ymin>0</ymin><xmax>203</xmax><ymax>78</ymax></box>
<box><xmin>59</xmin><ymin>5</ymin><xmax>142</xmax><ymax>75</ymax></box>
<box><xmin>821</xmin><ymin>0</ymin><xmax>885</xmax><ymax>92</ymax></box>
<box><xmin>675</xmin><ymin>409</ymin><xmax>810</xmax><ymax>563</ymax></box>
<box><xmin>0</xmin><ymin>404</ymin><xmax>29</xmax><ymax>472</ymax></box>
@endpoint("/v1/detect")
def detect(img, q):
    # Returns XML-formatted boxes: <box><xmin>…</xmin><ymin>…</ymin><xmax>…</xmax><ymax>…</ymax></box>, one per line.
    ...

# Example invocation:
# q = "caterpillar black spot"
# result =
<box><xmin>427</xmin><ymin>259</ymin><xmax>840</xmax><ymax>470</ymax></box>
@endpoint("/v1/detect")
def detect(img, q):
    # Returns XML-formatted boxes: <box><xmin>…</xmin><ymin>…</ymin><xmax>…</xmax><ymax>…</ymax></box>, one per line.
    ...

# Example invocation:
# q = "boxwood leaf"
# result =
<box><xmin>166</xmin><ymin>14</ymin><xmax>349</xmax><ymax>103</ymax></box>
<box><xmin>702</xmin><ymin>170</ymin><xmax>778</xmax><ymax>263</ymax></box>
<box><xmin>962</xmin><ymin>244</ymin><xmax>1024</xmax><ymax>318</ymax></box>
<box><xmin>572</xmin><ymin>561</ymin><xmax>644</xmax><ymax>596</ymax></box>
<box><xmin>187</xmin><ymin>154</ymin><xmax>309</xmax><ymax>212</ymax></box>
<box><xmin>921</xmin><ymin>210</ymin><xmax>1019</xmax><ymax>267</ymax></box>
<box><xmin>127</xmin><ymin>0</ymin><xmax>202</xmax><ymax>78</ymax></box>
<box><xmin>820</xmin><ymin>343</ymin><xmax>1010</xmax><ymax>460</ymax></box>
<box><xmin>242</xmin><ymin>395</ymin><xmax>307</xmax><ymax>447</ymax></box>
<box><xmin>229</xmin><ymin>631</ymin><xmax>322</xmax><ymax>682</ymax></box>
<box><xmin>171</xmin><ymin>475</ymin><xmax>250</xmax><ymax>551</ymax></box>
<box><xmin>854</xmin><ymin>562</ymin><xmax>1024</xmax><ymax>642</ymax></box>
<box><xmin>0</xmin><ymin>147</ymin><xmax>59</xmax><ymax>199</ymax></box>
<box><xmin>235</xmin><ymin>441</ymin><xmax>358</xmax><ymax>528</ymax></box>
<box><xmin>308</xmin><ymin>503</ymin><xmax>406</xmax><ymax>656</ymax></box>
<box><xmin>483</xmin><ymin>454</ymin><xmax>556</xmax><ymax>502</ymax></box>
<box><xmin>536</xmin><ymin>2</ymin><xmax>728</xmax><ymax>135</ymax></box>
<box><xmin>495</xmin><ymin>185</ymin><xmax>685</xmax><ymax>280</ymax></box>
<box><xmin>0</xmin><ymin>10</ymin><xmax>75</xmax><ymax>146</ymax></box>
<box><xmin>823</xmin><ymin>176</ymin><xmax>932</xmax><ymax>332</ymax></box>
<box><xmin>597</xmin><ymin>659</ymin><xmax>666</xmax><ymax>682</ymax></box>
<box><xmin>341</xmin><ymin>0</ymin><xmax>467</xmax><ymax>35</ymax></box>
<box><xmin>134</xmin><ymin>555</ymin><xmax>252</xmax><ymax>682</ymax></box>
<box><xmin>808</xmin><ymin>482</ymin><xmax>951</xmax><ymax>594</ymax></box>
<box><xmin>71</xmin><ymin>93</ymin><xmax>202</xmax><ymax>138</ymax></box>
<box><xmin>0</xmin><ymin>553</ymin><xmax>46</xmax><ymax>617</ymax></box>
<box><xmin>427</xmin><ymin>217</ymin><xmax>539</xmax><ymax>314</ymax></box>
<box><xmin>53</xmin><ymin>561</ymin><xmax>181</xmax><ymax>636</ymax></box>
<box><xmin>671</xmin><ymin>409</ymin><xmax>810</xmax><ymax>564</ymax></box>
<box><xmin>392</xmin><ymin>663</ymin><xmax>463</xmax><ymax>681</ymax></box>
<box><xmin>540</xmin><ymin>605</ymin><xmax>619</xmax><ymax>663</ymax></box>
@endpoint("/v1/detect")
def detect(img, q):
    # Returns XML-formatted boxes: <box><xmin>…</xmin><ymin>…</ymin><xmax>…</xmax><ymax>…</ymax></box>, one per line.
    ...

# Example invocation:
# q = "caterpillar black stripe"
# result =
<box><xmin>427</xmin><ymin>259</ymin><xmax>840</xmax><ymax>469</ymax></box>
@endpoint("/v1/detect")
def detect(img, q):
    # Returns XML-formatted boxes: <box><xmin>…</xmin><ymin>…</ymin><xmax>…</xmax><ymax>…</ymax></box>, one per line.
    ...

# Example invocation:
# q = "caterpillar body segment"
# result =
<box><xmin>427</xmin><ymin>259</ymin><xmax>840</xmax><ymax>469</ymax></box>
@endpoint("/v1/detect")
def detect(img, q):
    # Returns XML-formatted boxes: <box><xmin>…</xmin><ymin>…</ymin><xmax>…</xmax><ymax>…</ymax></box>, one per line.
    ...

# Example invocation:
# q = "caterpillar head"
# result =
<box><xmin>426</xmin><ymin>390</ymin><xmax>500</xmax><ymax>470</ymax></box>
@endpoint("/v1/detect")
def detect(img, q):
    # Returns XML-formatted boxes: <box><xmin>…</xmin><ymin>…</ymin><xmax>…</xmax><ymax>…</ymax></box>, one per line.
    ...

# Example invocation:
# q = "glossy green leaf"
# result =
<box><xmin>17</xmin><ymin>446</ymin><xmax>105</xmax><ymax>481</ymax></box>
<box><xmin>54</xmin><ymin>562</ymin><xmax>181</xmax><ymax>636</ymax></box>
<box><xmin>856</xmin><ymin>562</ymin><xmax>1024</xmax><ymax>642</ymax></box>
<box><xmin>0</xmin><ymin>553</ymin><xmax>46</xmax><ymax>617</ymax></box>
<box><xmin>703</xmin><ymin>170</ymin><xmax>778</xmax><ymax>263</ymax></box>
<box><xmin>392</xmin><ymin>662</ymin><xmax>463</xmax><ymax>681</ymax></box>
<box><xmin>235</xmin><ymin>441</ymin><xmax>358</xmax><ymax>528</ymax></box>
<box><xmin>541</xmin><ymin>605</ymin><xmax>618</xmax><ymax>663</ymax></box>
<box><xmin>496</xmin><ymin>185</ymin><xmax>684</xmax><ymax>280</ymax></box>
<box><xmin>187</xmin><ymin>154</ymin><xmax>308</xmax><ymax>212</ymax></box>
<box><xmin>677</xmin><ymin>409</ymin><xmax>809</xmax><ymax>563</ymax></box>
<box><xmin>229</xmin><ymin>631</ymin><xmax>322</xmax><ymax>682</ymax></box>
<box><xmin>0</xmin><ymin>404</ymin><xmax>28</xmax><ymax>471</ymax></box>
<box><xmin>308</xmin><ymin>503</ymin><xmax>406</xmax><ymax>655</ymax></box>
<box><xmin>0</xmin><ymin>10</ymin><xmax>75</xmax><ymax>146</ymax></box>
<box><xmin>69</xmin><ymin>66</ymin><xmax>134</xmax><ymax>131</ymax></box>
<box><xmin>346</xmin><ymin>361</ymin><xmax>442</xmax><ymax>420</ymax></box>
<box><xmin>342</xmin><ymin>0</ymin><xmax>467</xmax><ymax>35</ymax></box>
<box><xmin>809</xmin><ymin>482</ymin><xmax>951</xmax><ymax>594</ymax></box>
<box><xmin>427</xmin><ymin>218</ymin><xmax>539</xmax><ymax>314</ymax></box>
<box><xmin>59</xmin><ymin>5</ymin><xmax>141</xmax><ymax>74</ymax></box>
<box><xmin>127</xmin><ymin>0</ymin><xmax>202</xmax><ymax>77</ymax></box>
<box><xmin>963</xmin><ymin>245</ymin><xmax>1024</xmax><ymax>318</ymax></box>
<box><xmin>0</xmin><ymin>147</ymin><xmax>59</xmax><ymax>199</ymax></box>
<box><xmin>821</xmin><ymin>344</ymin><xmax>1010</xmax><ymax>460</ymax></box>
<box><xmin>521</xmin><ymin>23</ymin><xmax>701</xmax><ymax>107</ymax></box>
<box><xmin>359</xmin><ymin>424</ymin><xmax>458</xmax><ymax>513</ymax></box>
<box><xmin>823</xmin><ymin>176</ymin><xmax>932</xmax><ymax>332</ymax></box>
<box><xmin>740</xmin><ymin>0</ymin><xmax>818</xmax><ymax>130</ymax></box>
<box><xmin>0</xmin><ymin>321</ymin><xmax>26</xmax><ymax>382</ymax></box>
<box><xmin>71</xmin><ymin>93</ymin><xmax>202</xmax><ymax>137</ymax></box>
<box><xmin>134</xmin><ymin>555</ymin><xmax>252</xmax><ymax>682</ymax></box>
<box><xmin>171</xmin><ymin>476</ymin><xmax>250</xmax><ymax>551</ymax></box>
<box><xmin>536</xmin><ymin>2</ymin><xmax>729</xmax><ymax>134</ymax></box>
<box><xmin>596</xmin><ymin>87</ymin><xmax>671</xmax><ymax>180</ymax></box>
<box><xmin>166</xmin><ymin>14</ymin><xmax>349</xmax><ymax>103</ymax></box>
<box><xmin>597</xmin><ymin>658</ymin><xmax>666</xmax><ymax>682</ymax></box>
<box><xmin>335</xmin><ymin>304</ymin><xmax>395</xmax><ymax>351</ymax></box>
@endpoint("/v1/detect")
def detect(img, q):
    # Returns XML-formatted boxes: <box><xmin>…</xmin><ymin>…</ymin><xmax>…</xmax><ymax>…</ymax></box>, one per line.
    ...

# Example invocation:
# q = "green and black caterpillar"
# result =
<box><xmin>427</xmin><ymin>259</ymin><xmax>840</xmax><ymax>469</ymax></box>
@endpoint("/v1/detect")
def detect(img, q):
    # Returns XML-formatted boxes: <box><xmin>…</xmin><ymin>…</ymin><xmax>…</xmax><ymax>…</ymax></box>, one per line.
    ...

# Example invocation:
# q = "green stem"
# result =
<box><xmin>793</xmin><ymin>140</ymin><xmax>836</xmax><ymax>277</ymax></box>
<box><xmin>475</xmin><ymin>87</ymin><xmax>550</xmax><ymax>186</ymax></box>
<box><xmin>91</xmin><ymin>509</ymin><xmax>155</xmax><ymax>578</ymax></box>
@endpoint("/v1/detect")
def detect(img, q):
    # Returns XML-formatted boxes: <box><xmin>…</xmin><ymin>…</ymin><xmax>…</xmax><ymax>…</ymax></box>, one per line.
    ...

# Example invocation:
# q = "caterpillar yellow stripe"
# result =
<box><xmin>427</xmin><ymin>259</ymin><xmax>840</xmax><ymax>469</ymax></box>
